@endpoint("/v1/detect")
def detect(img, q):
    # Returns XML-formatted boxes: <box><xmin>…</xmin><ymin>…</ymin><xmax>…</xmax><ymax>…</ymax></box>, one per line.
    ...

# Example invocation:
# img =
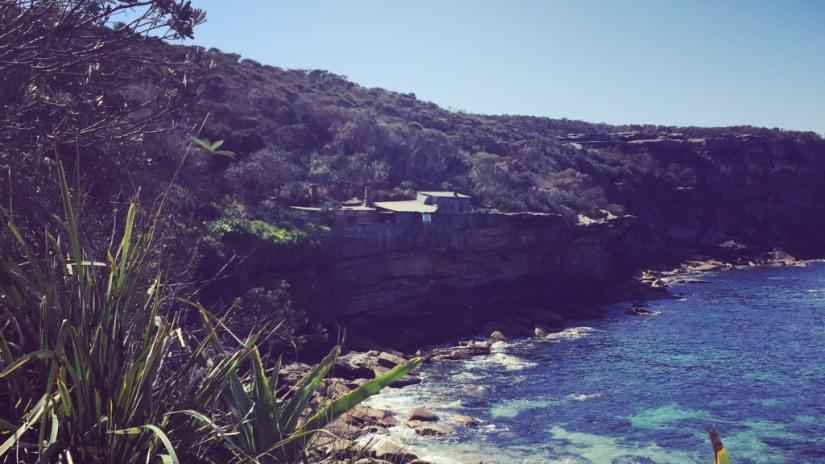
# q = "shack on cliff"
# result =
<box><xmin>374</xmin><ymin>191</ymin><xmax>471</xmax><ymax>224</ymax></box>
<box><xmin>290</xmin><ymin>190</ymin><xmax>472</xmax><ymax>227</ymax></box>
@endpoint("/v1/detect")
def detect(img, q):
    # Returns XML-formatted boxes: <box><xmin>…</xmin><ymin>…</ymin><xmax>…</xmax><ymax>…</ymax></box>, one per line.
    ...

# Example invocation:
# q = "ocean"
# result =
<box><xmin>363</xmin><ymin>263</ymin><xmax>825</xmax><ymax>463</ymax></box>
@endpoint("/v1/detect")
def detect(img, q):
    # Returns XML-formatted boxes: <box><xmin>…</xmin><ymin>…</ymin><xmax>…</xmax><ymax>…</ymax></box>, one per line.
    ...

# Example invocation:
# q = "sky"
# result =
<box><xmin>164</xmin><ymin>0</ymin><xmax>824</xmax><ymax>133</ymax></box>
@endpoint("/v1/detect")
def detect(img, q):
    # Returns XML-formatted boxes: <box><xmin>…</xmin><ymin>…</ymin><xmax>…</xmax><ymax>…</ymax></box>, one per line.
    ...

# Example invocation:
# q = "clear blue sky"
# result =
<box><xmin>174</xmin><ymin>0</ymin><xmax>824</xmax><ymax>133</ymax></box>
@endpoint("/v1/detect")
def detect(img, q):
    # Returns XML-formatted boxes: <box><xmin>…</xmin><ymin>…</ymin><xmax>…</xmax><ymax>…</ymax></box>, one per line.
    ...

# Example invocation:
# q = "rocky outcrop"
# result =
<box><xmin>325</xmin><ymin>213</ymin><xmax>638</xmax><ymax>348</ymax></box>
<box><xmin>200</xmin><ymin>128</ymin><xmax>825</xmax><ymax>352</ymax></box>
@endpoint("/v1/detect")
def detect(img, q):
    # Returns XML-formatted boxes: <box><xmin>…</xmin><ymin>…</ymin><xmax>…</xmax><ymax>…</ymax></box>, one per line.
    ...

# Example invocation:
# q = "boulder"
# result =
<box><xmin>334</xmin><ymin>351</ymin><xmax>377</xmax><ymax>380</ymax></box>
<box><xmin>534</xmin><ymin>327</ymin><xmax>547</xmax><ymax>337</ymax></box>
<box><xmin>324</xmin><ymin>418</ymin><xmax>364</xmax><ymax>441</ymax></box>
<box><xmin>345</xmin><ymin>405</ymin><xmax>398</xmax><ymax>428</ymax></box>
<box><xmin>489</xmin><ymin>330</ymin><xmax>507</xmax><ymax>341</ymax></box>
<box><xmin>387</xmin><ymin>374</ymin><xmax>422</xmax><ymax>388</ymax></box>
<box><xmin>452</xmin><ymin>414</ymin><xmax>482</xmax><ymax>426</ymax></box>
<box><xmin>408</xmin><ymin>421</ymin><xmax>455</xmax><ymax>436</ymax></box>
<box><xmin>430</xmin><ymin>342</ymin><xmax>491</xmax><ymax>360</ymax></box>
<box><xmin>371</xmin><ymin>440</ymin><xmax>418</xmax><ymax>463</ymax></box>
<box><xmin>408</xmin><ymin>407</ymin><xmax>438</xmax><ymax>422</ymax></box>
<box><xmin>376</xmin><ymin>351</ymin><xmax>408</xmax><ymax>368</ymax></box>
<box><xmin>625</xmin><ymin>307</ymin><xmax>658</xmax><ymax>316</ymax></box>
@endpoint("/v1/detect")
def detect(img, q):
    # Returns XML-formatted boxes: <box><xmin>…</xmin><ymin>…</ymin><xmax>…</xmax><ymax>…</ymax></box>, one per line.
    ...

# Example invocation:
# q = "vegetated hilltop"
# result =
<box><xmin>151</xmin><ymin>39</ymin><xmax>825</xmax><ymax>257</ymax></box>
<box><xmin>77</xmin><ymin>38</ymin><xmax>825</xmax><ymax>349</ymax></box>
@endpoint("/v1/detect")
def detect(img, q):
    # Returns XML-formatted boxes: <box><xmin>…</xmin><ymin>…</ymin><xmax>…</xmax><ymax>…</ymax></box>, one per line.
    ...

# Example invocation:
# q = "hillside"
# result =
<box><xmin>144</xmin><ymin>39</ymin><xmax>823</xmax><ymax>246</ymax></box>
<box><xmin>10</xmin><ymin>35</ymin><xmax>825</xmax><ymax>349</ymax></box>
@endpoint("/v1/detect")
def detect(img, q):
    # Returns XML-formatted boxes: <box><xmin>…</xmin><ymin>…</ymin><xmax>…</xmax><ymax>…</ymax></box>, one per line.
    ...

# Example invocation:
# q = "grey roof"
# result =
<box><xmin>417</xmin><ymin>191</ymin><xmax>471</xmax><ymax>198</ymax></box>
<box><xmin>374</xmin><ymin>200</ymin><xmax>438</xmax><ymax>213</ymax></box>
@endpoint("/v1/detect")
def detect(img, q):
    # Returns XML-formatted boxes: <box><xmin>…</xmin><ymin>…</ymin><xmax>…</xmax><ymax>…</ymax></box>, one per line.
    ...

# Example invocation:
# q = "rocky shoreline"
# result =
<box><xmin>287</xmin><ymin>248</ymin><xmax>822</xmax><ymax>463</ymax></box>
<box><xmin>639</xmin><ymin>248</ymin><xmax>820</xmax><ymax>289</ymax></box>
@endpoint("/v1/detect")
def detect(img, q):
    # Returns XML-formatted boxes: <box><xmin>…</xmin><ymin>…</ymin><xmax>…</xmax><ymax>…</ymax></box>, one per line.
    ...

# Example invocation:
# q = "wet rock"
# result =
<box><xmin>452</xmin><ymin>414</ymin><xmax>482</xmax><ymax>426</ymax></box>
<box><xmin>371</xmin><ymin>363</ymin><xmax>422</xmax><ymax>387</ymax></box>
<box><xmin>408</xmin><ymin>421</ymin><xmax>455</xmax><ymax>436</ymax></box>
<box><xmin>489</xmin><ymin>330</ymin><xmax>507</xmax><ymax>341</ymax></box>
<box><xmin>376</xmin><ymin>351</ymin><xmax>408</xmax><ymax>368</ymax></box>
<box><xmin>370</xmin><ymin>440</ymin><xmax>418</xmax><ymax>463</ymax></box>
<box><xmin>346</xmin><ymin>405</ymin><xmax>398</xmax><ymax>428</ymax></box>
<box><xmin>324</xmin><ymin>418</ymin><xmax>364</xmax><ymax>440</ymax></box>
<box><xmin>430</xmin><ymin>340</ymin><xmax>491</xmax><ymax>360</ymax></box>
<box><xmin>625</xmin><ymin>307</ymin><xmax>658</xmax><ymax>316</ymax></box>
<box><xmin>334</xmin><ymin>351</ymin><xmax>377</xmax><ymax>379</ymax></box>
<box><xmin>408</xmin><ymin>407</ymin><xmax>439</xmax><ymax>422</ymax></box>
<box><xmin>333</xmin><ymin>360</ymin><xmax>375</xmax><ymax>380</ymax></box>
<box><xmin>387</xmin><ymin>373</ymin><xmax>423</xmax><ymax>388</ymax></box>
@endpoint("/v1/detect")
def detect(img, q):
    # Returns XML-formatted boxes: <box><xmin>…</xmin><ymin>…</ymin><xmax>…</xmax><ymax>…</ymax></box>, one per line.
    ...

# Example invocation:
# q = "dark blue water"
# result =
<box><xmin>365</xmin><ymin>264</ymin><xmax>825</xmax><ymax>463</ymax></box>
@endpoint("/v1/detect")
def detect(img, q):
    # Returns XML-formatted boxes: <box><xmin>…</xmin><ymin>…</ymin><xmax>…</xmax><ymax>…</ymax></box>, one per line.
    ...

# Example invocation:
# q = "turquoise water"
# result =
<box><xmin>366</xmin><ymin>264</ymin><xmax>825</xmax><ymax>463</ymax></box>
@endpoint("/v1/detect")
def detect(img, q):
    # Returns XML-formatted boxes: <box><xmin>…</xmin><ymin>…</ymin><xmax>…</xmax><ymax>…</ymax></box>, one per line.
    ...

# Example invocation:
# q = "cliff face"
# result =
<box><xmin>208</xmin><ymin>213</ymin><xmax>641</xmax><ymax>349</ymax></box>
<box><xmin>334</xmin><ymin>214</ymin><xmax>629</xmax><ymax>305</ymax></box>
<box><xmin>167</xmin><ymin>42</ymin><xmax>825</xmax><ymax>349</ymax></box>
<box><xmin>201</xmin><ymin>130</ymin><xmax>825</xmax><ymax>349</ymax></box>
<box><xmin>334</xmin><ymin>219</ymin><xmax>639</xmax><ymax>347</ymax></box>
<box><xmin>577</xmin><ymin>132</ymin><xmax>825</xmax><ymax>259</ymax></box>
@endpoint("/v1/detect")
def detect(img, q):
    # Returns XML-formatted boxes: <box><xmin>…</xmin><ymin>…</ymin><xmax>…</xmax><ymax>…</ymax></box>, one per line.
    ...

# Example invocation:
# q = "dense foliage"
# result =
<box><xmin>0</xmin><ymin>163</ymin><xmax>421</xmax><ymax>462</ymax></box>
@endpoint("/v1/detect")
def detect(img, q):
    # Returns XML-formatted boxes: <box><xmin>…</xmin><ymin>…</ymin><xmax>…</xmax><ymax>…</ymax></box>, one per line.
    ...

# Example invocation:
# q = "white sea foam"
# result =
<box><xmin>565</xmin><ymin>392</ymin><xmax>603</xmax><ymax>401</ymax></box>
<box><xmin>464</xmin><ymin>352</ymin><xmax>537</xmax><ymax>371</ymax></box>
<box><xmin>545</xmin><ymin>326</ymin><xmax>602</xmax><ymax>341</ymax></box>
<box><xmin>489</xmin><ymin>340</ymin><xmax>508</xmax><ymax>353</ymax></box>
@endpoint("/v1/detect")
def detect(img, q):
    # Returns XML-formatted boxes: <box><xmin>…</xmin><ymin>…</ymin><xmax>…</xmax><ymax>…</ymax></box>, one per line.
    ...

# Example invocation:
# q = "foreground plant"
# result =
<box><xmin>0</xmin><ymin>162</ymin><xmax>423</xmax><ymax>463</ymax></box>
<box><xmin>0</xmin><ymin>163</ymin><xmax>257</xmax><ymax>463</ymax></box>
<box><xmin>207</xmin><ymin>339</ymin><xmax>422</xmax><ymax>463</ymax></box>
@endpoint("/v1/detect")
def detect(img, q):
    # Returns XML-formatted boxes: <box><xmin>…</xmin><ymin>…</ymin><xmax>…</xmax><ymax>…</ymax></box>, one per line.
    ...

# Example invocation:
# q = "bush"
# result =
<box><xmin>0</xmin><ymin>164</ymin><xmax>420</xmax><ymax>463</ymax></box>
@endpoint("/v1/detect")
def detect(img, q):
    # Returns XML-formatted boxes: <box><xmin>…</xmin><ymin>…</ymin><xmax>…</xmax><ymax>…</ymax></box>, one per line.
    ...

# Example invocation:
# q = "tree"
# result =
<box><xmin>0</xmin><ymin>0</ymin><xmax>205</xmax><ymax>234</ymax></box>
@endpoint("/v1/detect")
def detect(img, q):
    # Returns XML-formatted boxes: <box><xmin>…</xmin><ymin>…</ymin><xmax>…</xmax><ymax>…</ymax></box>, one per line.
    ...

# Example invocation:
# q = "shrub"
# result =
<box><xmin>0</xmin><ymin>162</ymin><xmax>421</xmax><ymax>463</ymax></box>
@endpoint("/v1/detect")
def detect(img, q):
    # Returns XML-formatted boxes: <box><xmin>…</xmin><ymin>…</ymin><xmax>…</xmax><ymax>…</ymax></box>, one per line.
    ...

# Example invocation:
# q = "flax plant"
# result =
<box><xmin>0</xmin><ymin>162</ymin><xmax>256</xmax><ymax>463</ymax></box>
<box><xmin>0</xmin><ymin>158</ymin><xmax>423</xmax><ymax>463</ymax></box>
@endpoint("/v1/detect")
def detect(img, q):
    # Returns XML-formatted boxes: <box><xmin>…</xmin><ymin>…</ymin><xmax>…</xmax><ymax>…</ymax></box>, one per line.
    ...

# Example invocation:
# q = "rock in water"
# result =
<box><xmin>376</xmin><ymin>351</ymin><xmax>408</xmax><ymax>368</ymax></box>
<box><xmin>625</xmin><ymin>307</ymin><xmax>659</xmax><ymax>316</ymax></box>
<box><xmin>489</xmin><ymin>330</ymin><xmax>507</xmax><ymax>341</ymax></box>
<box><xmin>534</xmin><ymin>327</ymin><xmax>547</xmax><ymax>337</ymax></box>
<box><xmin>371</xmin><ymin>439</ymin><xmax>418</xmax><ymax>463</ymax></box>
<box><xmin>408</xmin><ymin>421</ymin><xmax>455</xmax><ymax>436</ymax></box>
<box><xmin>408</xmin><ymin>407</ymin><xmax>439</xmax><ymax>422</ymax></box>
<box><xmin>452</xmin><ymin>414</ymin><xmax>482</xmax><ymax>426</ymax></box>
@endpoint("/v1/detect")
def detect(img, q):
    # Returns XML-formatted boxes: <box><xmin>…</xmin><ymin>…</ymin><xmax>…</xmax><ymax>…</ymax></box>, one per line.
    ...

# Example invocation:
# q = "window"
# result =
<box><xmin>421</xmin><ymin>213</ymin><xmax>432</xmax><ymax>224</ymax></box>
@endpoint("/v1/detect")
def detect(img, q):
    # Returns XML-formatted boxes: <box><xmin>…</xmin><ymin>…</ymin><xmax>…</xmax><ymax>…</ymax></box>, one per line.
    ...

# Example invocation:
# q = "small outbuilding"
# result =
<box><xmin>415</xmin><ymin>191</ymin><xmax>472</xmax><ymax>215</ymax></box>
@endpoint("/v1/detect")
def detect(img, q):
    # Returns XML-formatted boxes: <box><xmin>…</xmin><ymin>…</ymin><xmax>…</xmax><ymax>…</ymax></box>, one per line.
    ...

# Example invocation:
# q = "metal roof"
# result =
<box><xmin>374</xmin><ymin>200</ymin><xmax>438</xmax><ymax>213</ymax></box>
<box><xmin>417</xmin><ymin>191</ymin><xmax>471</xmax><ymax>199</ymax></box>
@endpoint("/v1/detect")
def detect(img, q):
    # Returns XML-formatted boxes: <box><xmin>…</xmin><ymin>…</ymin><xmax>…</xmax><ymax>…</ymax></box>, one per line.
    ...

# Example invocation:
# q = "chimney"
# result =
<box><xmin>309</xmin><ymin>183</ymin><xmax>318</xmax><ymax>204</ymax></box>
<box><xmin>363</xmin><ymin>186</ymin><xmax>372</xmax><ymax>207</ymax></box>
